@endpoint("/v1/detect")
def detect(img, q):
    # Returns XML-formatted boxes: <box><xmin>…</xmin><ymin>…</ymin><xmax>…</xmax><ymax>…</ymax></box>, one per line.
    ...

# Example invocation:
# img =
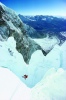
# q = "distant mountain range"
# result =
<box><xmin>19</xmin><ymin>14</ymin><xmax>66</xmax><ymax>40</ymax></box>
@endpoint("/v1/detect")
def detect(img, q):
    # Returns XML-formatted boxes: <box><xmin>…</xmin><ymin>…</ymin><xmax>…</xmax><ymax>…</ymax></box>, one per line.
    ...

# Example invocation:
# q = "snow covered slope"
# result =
<box><xmin>0</xmin><ymin>37</ymin><xmax>29</xmax><ymax>85</ymax></box>
<box><xmin>31</xmin><ymin>68</ymin><xmax>66</xmax><ymax>100</ymax></box>
<box><xmin>27</xmin><ymin>44</ymin><xmax>61</xmax><ymax>87</ymax></box>
<box><xmin>60</xmin><ymin>41</ymin><xmax>66</xmax><ymax>69</ymax></box>
<box><xmin>0</xmin><ymin>67</ymin><xmax>31</xmax><ymax>100</ymax></box>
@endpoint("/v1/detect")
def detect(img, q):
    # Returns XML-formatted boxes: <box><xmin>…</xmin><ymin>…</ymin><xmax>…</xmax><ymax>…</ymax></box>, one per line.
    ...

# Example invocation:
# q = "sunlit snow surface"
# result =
<box><xmin>31</xmin><ymin>68</ymin><xmax>66</xmax><ymax>100</ymax></box>
<box><xmin>0</xmin><ymin>37</ymin><xmax>28</xmax><ymax>85</ymax></box>
<box><xmin>0</xmin><ymin>67</ymin><xmax>31</xmax><ymax>100</ymax></box>
<box><xmin>0</xmin><ymin>36</ymin><xmax>66</xmax><ymax>100</ymax></box>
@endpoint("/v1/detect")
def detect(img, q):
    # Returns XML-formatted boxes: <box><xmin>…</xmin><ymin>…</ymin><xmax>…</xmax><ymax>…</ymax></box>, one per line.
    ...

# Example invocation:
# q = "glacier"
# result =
<box><xmin>0</xmin><ymin>36</ymin><xmax>66</xmax><ymax>100</ymax></box>
<box><xmin>31</xmin><ymin>68</ymin><xmax>66</xmax><ymax>100</ymax></box>
<box><xmin>0</xmin><ymin>36</ymin><xmax>63</xmax><ymax>88</ymax></box>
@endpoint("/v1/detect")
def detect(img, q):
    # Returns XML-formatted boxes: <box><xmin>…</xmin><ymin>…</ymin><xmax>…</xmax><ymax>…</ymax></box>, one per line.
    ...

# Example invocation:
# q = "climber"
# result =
<box><xmin>22</xmin><ymin>74</ymin><xmax>28</xmax><ymax>80</ymax></box>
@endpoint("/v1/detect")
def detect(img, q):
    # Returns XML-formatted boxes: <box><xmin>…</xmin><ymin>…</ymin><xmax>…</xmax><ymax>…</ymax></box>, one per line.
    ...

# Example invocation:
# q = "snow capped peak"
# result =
<box><xmin>0</xmin><ymin>2</ymin><xmax>8</xmax><ymax>10</ymax></box>
<box><xmin>28</xmin><ymin>18</ymin><xmax>36</xmax><ymax>21</ymax></box>
<box><xmin>0</xmin><ymin>2</ymin><xmax>5</xmax><ymax>6</ymax></box>
<box><xmin>0</xmin><ymin>2</ymin><xmax>6</xmax><ymax>12</ymax></box>
<box><xmin>0</xmin><ymin>2</ymin><xmax>41</xmax><ymax>64</ymax></box>
<box><xmin>42</xmin><ymin>18</ymin><xmax>46</xmax><ymax>20</ymax></box>
<box><xmin>0</xmin><ymin>2</ymin><xmax>17</xmax><ymax>16</ymax></box>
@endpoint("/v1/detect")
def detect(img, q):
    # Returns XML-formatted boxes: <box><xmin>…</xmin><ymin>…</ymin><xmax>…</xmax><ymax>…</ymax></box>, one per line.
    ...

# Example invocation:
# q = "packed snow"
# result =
<box><xmin>0</xmin><ymin>37</ymin><xmax>28</xmax><ymax>85</ymax></box>
<box><xmin>60</xmin><ymin>41</ymin><xmax>66</xmax><ymax>69</ymax></box>
<box><xmin>0</xmin><ymin>36</ymin><xmax>66</xmax><ymax>100</ymax></box>
<box><xmin>31</xmin><ymin>68</ymin><xmax>66</xmax><ymax>100</ymax></box>
<box><xmin>0</xmin><ymin>67</ymin><xmax>31</xmax><ymax>100</ymax></box>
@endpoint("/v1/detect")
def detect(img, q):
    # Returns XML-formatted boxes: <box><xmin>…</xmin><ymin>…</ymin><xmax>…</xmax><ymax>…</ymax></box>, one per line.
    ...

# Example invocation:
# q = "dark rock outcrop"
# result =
<box><xmin>0</xmin><ymin>2</ymin><xmax>46</xmax><ymax>63</ymax></box>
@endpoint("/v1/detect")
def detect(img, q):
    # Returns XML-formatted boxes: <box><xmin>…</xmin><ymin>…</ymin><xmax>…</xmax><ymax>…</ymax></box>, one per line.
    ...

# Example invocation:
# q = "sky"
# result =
<box><xmin>0</xmin><ymin>0</ymin><xmax>66</xmax><ymax>16</ymax></box>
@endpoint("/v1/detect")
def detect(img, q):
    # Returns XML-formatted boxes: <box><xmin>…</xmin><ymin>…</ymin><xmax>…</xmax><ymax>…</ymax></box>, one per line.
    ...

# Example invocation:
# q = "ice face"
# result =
<box><xmin>0</xmin><ymin>36</ymin><xmax>66</xmax><ymax>100</ymax></box>
<box><xmin>0</xmin><ymin>36</ymin><xmax>66</xmax><ymax>88</ymax></box>
<box><xmin>31</xmin><ymin>68</ymin><xmax>66</xmax><ymax>100</ymax></box>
